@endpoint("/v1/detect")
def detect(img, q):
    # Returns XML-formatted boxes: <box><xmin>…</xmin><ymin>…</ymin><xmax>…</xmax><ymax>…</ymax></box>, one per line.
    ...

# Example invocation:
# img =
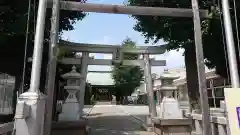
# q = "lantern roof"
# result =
<box><xmin>160</xmin><ymin>69</ymin><xmax>179</xmax><ymax>80</ymax></box>
<box><xmin>62</xmin><ymin>66</ymin><xmax>83</xmax><ymax>79</ymax></box>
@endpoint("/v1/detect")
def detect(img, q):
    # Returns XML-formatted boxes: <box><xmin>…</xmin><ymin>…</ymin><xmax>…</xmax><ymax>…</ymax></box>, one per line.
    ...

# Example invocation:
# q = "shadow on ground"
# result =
<box><xmin>87</xmin><ymin>115</ymin><xmax>152</xmax><ymax>135</ymax></box>
<box><xmin>120</xmin><ymin>104</ymin><xmax>147</xmax><ymax>106</ymax></box>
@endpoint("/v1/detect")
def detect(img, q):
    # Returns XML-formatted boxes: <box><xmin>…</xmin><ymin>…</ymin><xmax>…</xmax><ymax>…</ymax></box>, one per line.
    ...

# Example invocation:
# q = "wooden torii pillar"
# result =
<box><xmin>14</xmin><ymin>0</ymin><xmax>211</xmax><ymax>135</ymax></box>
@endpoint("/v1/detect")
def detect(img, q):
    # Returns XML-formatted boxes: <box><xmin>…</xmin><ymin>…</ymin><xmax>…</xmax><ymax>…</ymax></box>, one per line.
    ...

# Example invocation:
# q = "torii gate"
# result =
<box><xmin>15</xmin><ymin>0</ymin><xmax>237</xmax><ymax>135</ymax></box>
<box><xmin>58</xmin><ymin>40</ymin><xmax>167</xmax><ymax>119</ymax></box>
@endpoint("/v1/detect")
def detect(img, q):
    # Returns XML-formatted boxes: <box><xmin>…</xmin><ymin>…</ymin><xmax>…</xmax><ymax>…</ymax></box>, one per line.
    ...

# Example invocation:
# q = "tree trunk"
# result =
<box><xmin>116</xmin><ymin>95</ymin><xmax>120</xmax><ymax>104</ymax></box>
<box><xmin>120</xmin><ymin>96</ymin><xmax>124</xmax><ymax>104</ymax></box>
<box><xmin>184</xmin><ymin>44</ymin><xmax>200</xmax><ymax>110</ymax></box>
<box><xmin>116</xmin><ymin>88</ymin><xmax>121</xmax><ymax>105</ymax></box>
<box><xmin>124</xmin><ymin>95</ymin><xmax>128</xmax><ymax>105</ymax></box>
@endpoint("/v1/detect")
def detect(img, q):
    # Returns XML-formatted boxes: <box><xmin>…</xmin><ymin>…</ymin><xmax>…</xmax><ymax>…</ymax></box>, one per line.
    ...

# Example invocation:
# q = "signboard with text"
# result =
<box><xmin>236</xmin><ymin>107</ymin><xmax>240</xmax><ymax>128</ymax></box>
<box><xmin>224</xmin><ymin>88</ymin><xmax>240</xmax><ymax>135</ymax></box>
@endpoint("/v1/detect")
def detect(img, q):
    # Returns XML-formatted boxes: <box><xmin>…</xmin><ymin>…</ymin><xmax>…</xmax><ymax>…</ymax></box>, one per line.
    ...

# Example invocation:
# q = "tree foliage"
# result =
<box><xmin>111</xmin><ymin>38</ymin><xmax>144</xmax><ymax>101</ymax></box>
<box><xmin>128</xmin><ymin>0</ymin><xmax>240</xmax><ymax>79</ymax></box>
<box><xmin>0</xmin><ymin>0</ymin><xmax>86</xmax><ymax>119</ymax></box>
<box><xmin>0</xmin><ymin>0</ymin><xmax>86</xmax><ymax>89</ymax></box>
<box><xmin>128</xmin><ymin>0</ymin><xmax>240</xmax><ymax>107</ymax></box>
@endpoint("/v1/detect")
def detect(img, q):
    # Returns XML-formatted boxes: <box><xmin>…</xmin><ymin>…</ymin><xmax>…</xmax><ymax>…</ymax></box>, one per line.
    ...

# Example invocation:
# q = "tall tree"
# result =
<box><xmin>0</xmin><ymin>0</ymin><xmax>86</xmax><ymax>88</ymax></box>
<box><xmin>112</xmin><ymin>38</ymin><xmax>144</xmax><ymax>104</ymax></box>
<box><xmin>127</xmin><ymin>0</ymin><xmax>240</xmax><ymax>108</ymax></box>
<box><xmin>0</xmin><ymin>0</ymin><xmax>87</xmax><ymax>120</ymax></box>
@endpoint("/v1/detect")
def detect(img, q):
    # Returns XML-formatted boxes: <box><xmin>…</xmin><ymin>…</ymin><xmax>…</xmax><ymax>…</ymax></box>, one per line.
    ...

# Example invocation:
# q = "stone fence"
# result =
<box><xmin>189</xmin><ymin>101</ymin><xmax>228</xmax><ymax>135</ymax></box>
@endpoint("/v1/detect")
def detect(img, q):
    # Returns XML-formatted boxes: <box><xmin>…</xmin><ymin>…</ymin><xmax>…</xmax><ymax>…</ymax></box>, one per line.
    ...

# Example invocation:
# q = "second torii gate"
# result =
<box><xmin>58</xmin><ymin>40</ymin><xmax>166</xmax><ymax>118</ymax></box>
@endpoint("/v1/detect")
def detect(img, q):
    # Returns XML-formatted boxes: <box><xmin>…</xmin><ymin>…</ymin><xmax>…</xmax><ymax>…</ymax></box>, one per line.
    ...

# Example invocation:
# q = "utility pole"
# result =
<box><xmin>222</xmin><ymin>0</ymin><xmax>240</xmax><ymax>87</ymax></box>
<box><xmin>29</xmin><ymin>0</ymin><xmax>47</xmax><ymax>92</ymax></box>
<box><xmin>15</xmin><ymin>0</ymin><xmax>47</xmax><ymax>134</ymax></box>
<box><xmin>222</xmin><ymin>0</ymin><xmax>240</xmax><ymax>134</ymax></box>
<box><xmin>191</xmin><ymin>0</ymin><xmax>211</xmax><ymax>135</ymax></box>
<box><xmin>44</xmin><ymin>0</ymin><xmax>60</xmax><ymax>135</ymax></box>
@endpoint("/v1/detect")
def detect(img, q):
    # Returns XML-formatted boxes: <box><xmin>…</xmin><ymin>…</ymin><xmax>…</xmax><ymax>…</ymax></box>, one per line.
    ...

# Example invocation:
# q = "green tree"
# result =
<box><xmin>0</xmin><ymin>0</ymin><xmax>86</xmax><ymax>88</ymax></box>
<box><xmin>0</xmin><ymin>0</ymin><xmax>86</xmax><ymax>120</ymax></box>
<box><xmin>127</xmin><ymin>0</ymin><xmax>239</xmax><ymax>108</ymax></box>
<box><xmin>111</xmin><ymin>38</ymin><xmax>144</xmax><ymax>104</ymax></box>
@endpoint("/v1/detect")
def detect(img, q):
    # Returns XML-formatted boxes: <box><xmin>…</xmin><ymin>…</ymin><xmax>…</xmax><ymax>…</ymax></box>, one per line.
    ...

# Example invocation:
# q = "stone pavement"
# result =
<box><xmin>119</xmin><ymin>105</ymin><xmax>160</xmax><ymax>125</ymax></box>
<box><xmin>118</xmin><ymin>105</ymin><xmax>157</xmax><ymax>131</ymax></box>
<box><xmin>86</xmin><ymin>102</ymin><xmax>154</xmax><ymax>135</ymax></box>
<box><xmin>119</xmin><ymin>105</ymin><xmax>149</xmax><ymax>122</ymax></box>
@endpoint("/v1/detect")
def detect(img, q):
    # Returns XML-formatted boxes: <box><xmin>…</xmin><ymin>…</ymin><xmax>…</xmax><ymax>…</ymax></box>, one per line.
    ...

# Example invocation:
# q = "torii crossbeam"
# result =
<box><xmin>59</xmin><ymin>40</ymin><xmax>167</xmax><ymax>54</ymax></box>
<box><xmin>47</xmin><ymin>1</ymin><xmax>208</xmax><ymax>18</ymax></box>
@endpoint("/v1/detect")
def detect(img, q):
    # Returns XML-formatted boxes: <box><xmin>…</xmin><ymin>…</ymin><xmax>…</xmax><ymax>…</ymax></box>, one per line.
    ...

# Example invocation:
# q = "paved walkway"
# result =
<box><xmin>86</xmin><ymin>102</ymin><xmax>154</xmax><ymax>135</ymax></box>
<box><xmin>83</xmin><ymin>105</ymin><xmax>95</xmax><ymax>117</ymax></box>
<box><xmin>119</xmin><ymin>105</ymin><xmax>149</xmax><ymax>123</ymax></box>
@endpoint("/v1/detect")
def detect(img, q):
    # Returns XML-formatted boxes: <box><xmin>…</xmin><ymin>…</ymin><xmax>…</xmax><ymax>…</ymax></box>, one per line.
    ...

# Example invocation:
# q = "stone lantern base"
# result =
<box><xmin>159</xmin><ymin>97</ymin><xmax>183</xmax><ymax>119</ymax></box>
<box><xmin>152</xmin><ymin>118</ymin><xmax>192</xmax><ymax>135</ymax></box>
<box><xmin>59</xmin><ymin>102</ymin><xmax>80</xmax><ymax>121</ymax></box>
<box><xmin>59</xmin><ymin>91</ymin><xmax>81</xmax><ymax>121</ymax></box>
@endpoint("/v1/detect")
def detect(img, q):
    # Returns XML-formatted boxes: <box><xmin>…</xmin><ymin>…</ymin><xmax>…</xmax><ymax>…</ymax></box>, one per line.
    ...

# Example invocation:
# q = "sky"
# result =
<box><xmin>62</xmin><ymin>0</ymin><xmax>185</xmax><ymax>85</ymax></box>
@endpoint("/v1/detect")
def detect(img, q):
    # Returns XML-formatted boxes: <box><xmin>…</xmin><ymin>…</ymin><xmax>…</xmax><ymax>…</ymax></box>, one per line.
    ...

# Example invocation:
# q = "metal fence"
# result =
<box><xmin>0</xmin><ymin>73</ymin><xmax>15</xmax><ymax>115</ymax></box>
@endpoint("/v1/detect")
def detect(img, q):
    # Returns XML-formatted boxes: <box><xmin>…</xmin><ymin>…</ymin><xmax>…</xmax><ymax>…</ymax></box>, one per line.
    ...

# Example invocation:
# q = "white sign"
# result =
<box><xmin>224</xmin><ymin>88</ymin><xmax>240</xmax><ymax>135</ymax></box>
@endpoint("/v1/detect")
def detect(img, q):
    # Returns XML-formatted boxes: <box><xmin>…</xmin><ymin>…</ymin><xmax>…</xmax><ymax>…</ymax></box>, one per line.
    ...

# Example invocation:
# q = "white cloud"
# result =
<box><xmin>150</xmin><ymin>49</ymin><xmax>185</xmax><ymax>76</ymax></box>
<box><xmin>165</xmin><ymin>49</ymin><xmax>185</xmax><ymax>68</ymax></box>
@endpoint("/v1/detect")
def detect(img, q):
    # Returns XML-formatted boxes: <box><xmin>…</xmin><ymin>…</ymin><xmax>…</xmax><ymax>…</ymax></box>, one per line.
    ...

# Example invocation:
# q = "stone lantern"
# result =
<box><xmin>158</xmin><ymin>69</ymin><xmax>181</xmax><ymax>118</ymax></box>
<box><xmin>59</xmin><ymin>66</ymin><xmax>83</xmax><ymax>121</ymax></box>
<box><xmin>152</xmin><ymin>69</ymin><xmax>192</xmax><ymax>135</ymax></box>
